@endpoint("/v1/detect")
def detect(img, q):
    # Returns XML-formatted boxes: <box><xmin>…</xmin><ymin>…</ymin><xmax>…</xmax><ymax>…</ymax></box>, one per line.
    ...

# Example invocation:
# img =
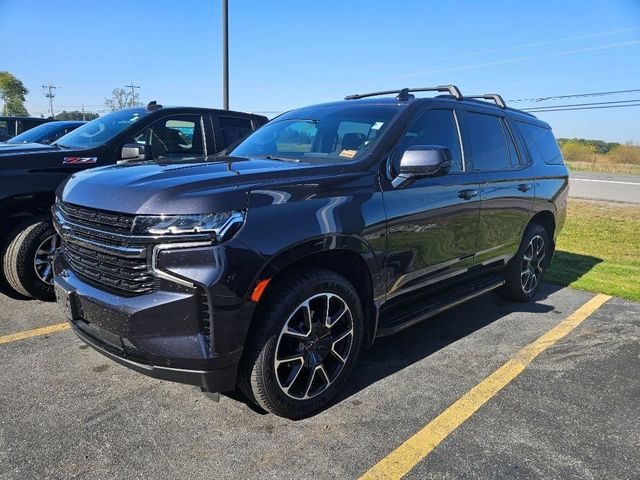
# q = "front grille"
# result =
<box><xmin>56</xmin><ymin>202</ymin><xmax>157</xmax><ymax>296</ymax></box>
<box><xmin>59</xmin><ymin>202</ymin><xmax>134</xmax><ymax>233</ymax></box>
<box><xmin>64</xmin><ymin>241</ymin><xmax>156</xmax><ymax>295</ymax></box>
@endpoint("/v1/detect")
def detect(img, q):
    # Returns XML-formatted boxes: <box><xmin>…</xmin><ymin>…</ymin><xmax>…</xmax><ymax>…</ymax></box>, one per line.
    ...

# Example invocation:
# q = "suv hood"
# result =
<box><xmin>61</xmin><ymin>157</ymin><xmax>340</xmax><ymax>215</ymax></box>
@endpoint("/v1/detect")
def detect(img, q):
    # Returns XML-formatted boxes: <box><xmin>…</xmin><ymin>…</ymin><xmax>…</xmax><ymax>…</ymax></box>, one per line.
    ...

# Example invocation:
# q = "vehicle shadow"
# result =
<box><xmin>333</xmin><ymin>282</ymin><xmax>566</xmax><ymax>408</ymax></box>
<box><xmin>0</xmin><ymin>279</ymin><xmax>28</xmax><ymax>300</ymax></box>
<box><xmin>545</xmin><ymin>251</ymin><xmax>603</xmax><ymax>287</ymax></box>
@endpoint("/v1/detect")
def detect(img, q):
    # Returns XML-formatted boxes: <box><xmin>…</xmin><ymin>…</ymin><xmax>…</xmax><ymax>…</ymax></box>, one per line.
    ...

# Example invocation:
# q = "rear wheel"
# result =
<box><xmin>238</xmin><ymin>267</ymin><xmax>363</xmax><ymax>419</ymax></box>
<box><xmin>3</xmin><ymin>217</ymin><xmax>58</xmax><ymax>301</ymax></box>
<box><xmin>498</xmin><ymin>222</ymin><xmax>550</xmax><ymax>302</ymax></box>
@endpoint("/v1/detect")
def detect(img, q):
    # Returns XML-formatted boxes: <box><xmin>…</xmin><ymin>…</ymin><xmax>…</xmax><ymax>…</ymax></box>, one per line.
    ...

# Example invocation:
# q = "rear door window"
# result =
<box><xmin>515</xmin><ymin>121</ymin><xmax>563</xmax><ymax>164</ymax></box>
<box><xmin>464</xmin><ymin>112</ymin><xmax>511</xmax><ymax>171</ymax></box>
<box><xmin>218</xmin><ymin>116</ymin><xmax>253</xmax><ymax>148</ymax></box>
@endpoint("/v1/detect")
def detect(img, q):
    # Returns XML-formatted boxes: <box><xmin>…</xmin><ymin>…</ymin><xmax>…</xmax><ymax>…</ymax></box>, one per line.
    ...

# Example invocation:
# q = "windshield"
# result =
<box><xmin>55</xmin><ymin>108</ymin><xmax>147</xmax><ymax>149</ymax></box>
<box><xmin>229</xmin><ymin>104</ymin><xmax>398</xmax><ymax>162</ymax></box>
<box><xmin>7</xmin><ymin>123</ymin><xmax>63</xmax><ymax>144</ymax></box>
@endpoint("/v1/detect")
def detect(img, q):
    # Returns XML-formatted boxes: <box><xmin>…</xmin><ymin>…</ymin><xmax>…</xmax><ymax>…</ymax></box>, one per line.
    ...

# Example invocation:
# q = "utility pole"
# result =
<box><xmin>41</xmin><ymin>83</ymin><xmax>59</xmax><ymax>117</ymax></box>
<box><xmin>222</xmin><ymin>0</ymin><xmax>229</xmax><ymax>110</ymax></box>
<box><xmin>124</xmin><ymin>83</ymin><xmax>140</xmax><ymax>107</ymax></box>
<box><xmin>81</xmin><ymin>104</ymin><xmax>86</xmax><ymax>121</ymax></box>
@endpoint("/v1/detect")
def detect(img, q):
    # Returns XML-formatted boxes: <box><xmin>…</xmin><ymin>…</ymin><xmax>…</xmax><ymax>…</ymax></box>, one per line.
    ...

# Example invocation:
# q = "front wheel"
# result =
<box><xmin>498</xmin><ymin>223</ymin><xmax>550</xmax><ymax>302</ymax></box>
<box><xmin>3</xmin><ymin>217</ymin><xmax>58</xmax><ymax>301</ymax></box>
<box><xmin>238</xmin><ymin>267</ymin><xmax>364</xmax><ymax>419</ymax></box>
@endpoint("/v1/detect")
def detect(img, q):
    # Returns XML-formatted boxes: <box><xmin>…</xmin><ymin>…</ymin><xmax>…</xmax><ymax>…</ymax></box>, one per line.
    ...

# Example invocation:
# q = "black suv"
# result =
<box><xmin>52</xmin><ymin>86</ymin><xmax>568</xmax><ymax>418</ymax></box>
<box><xmin>1</xmin><ymin>103</ymin><xmax>267</xmax><ymax>300</ymax></box>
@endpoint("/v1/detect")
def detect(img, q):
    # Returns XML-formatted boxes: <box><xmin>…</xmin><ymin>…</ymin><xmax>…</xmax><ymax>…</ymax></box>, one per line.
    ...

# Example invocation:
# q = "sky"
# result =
<box><xmin>1</xmin><ymin>0</ymin><xmax>639</xmax><ymax>142</ymax></box>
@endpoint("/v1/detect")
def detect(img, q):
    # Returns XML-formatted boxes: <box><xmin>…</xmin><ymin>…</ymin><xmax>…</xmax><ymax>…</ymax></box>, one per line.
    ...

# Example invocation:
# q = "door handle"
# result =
<box><xmin>517</xmin><ymin>183</ymin><xmax>533</xmax><ymax>192</ymax></box>
<box><xmin>458</xmin><ymin>189</ymin><xmax>479</xmax><ymax>200</ymax></box>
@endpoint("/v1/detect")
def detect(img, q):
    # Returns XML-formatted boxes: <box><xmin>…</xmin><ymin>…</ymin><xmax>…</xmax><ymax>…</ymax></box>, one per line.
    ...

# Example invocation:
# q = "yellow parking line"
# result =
<box><xmin>360</xmin><ymin>293</ymin><xmax>612</xmax><ymax>480</ymax></box>
<box><xmin>0</xmin><ymin>322</ymin><xmax>70</xmax><ymax>345</ymax></box>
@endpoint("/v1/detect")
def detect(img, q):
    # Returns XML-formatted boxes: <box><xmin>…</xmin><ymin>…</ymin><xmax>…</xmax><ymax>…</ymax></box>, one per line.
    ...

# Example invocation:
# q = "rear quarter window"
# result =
<box><xmin>515</xmin><ymin>121</ymin><xmax>563</xmax><ymax>165</ymax></box>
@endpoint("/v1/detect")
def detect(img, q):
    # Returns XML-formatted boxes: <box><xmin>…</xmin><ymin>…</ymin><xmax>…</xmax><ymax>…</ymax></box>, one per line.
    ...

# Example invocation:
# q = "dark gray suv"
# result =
<box><xmin>52</xmin><ymin>86</ymin><xmax>568</xmax><ymax>418</ymax></box>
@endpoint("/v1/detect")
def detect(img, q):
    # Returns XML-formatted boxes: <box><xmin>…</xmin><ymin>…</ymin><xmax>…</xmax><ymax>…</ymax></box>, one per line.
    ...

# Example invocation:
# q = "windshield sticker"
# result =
<box><xmin>63</xmin><ymin>156</ymin><xmax>97</xmax><ymax>165</ymax></box>
<box><xmin>371</xmin><ymin>122</ymin><xmax>384</xmax><ymax>130</ymax></box>
<box><xmin>339</xmin><ymin>149</ymin><xmax>357</xmax><ymax>159</ymax></box>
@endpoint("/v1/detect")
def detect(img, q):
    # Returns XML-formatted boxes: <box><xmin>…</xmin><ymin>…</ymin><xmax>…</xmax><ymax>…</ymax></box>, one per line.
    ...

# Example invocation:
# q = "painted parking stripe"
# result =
<box><xmin>359</xmin><ymin>293</ymin><xmax>612</xmax><ymax>480</ymax></box>
<box><xmin>571</xmin><ymin>178</ymin><xmax>640</xmax><ymax>186</ymax></box>
<box><xmin>0</xmin><ymin>322</ymin><xmax>70</xmax><ymax>346</ymax></box>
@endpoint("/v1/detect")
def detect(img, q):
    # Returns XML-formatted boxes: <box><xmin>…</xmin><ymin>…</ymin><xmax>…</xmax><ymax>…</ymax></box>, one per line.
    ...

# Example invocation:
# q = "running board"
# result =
<box><xmin>376</xmin><ymin>275</ymin><xmax>505</xmax><ymax>337</ymax></box>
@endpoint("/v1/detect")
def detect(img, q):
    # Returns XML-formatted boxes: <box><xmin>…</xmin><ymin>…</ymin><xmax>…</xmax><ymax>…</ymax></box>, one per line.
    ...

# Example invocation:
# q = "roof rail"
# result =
<box><xmin>465</xmin><ymin>94</ymin><xmax>506</xmax><ymax>109</ymax></box>
<box><xmin>345</xmin><ymin>85</ymin><xmax>463</xmax><ymax>101</ymax></box>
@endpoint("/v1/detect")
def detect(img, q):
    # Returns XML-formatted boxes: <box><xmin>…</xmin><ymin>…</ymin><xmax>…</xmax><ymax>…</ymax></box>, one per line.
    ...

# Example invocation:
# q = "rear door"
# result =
<box><xmin>460</xmin><ymin>109</ymin><xmax>533</xmax><ymax>265</ymax></box>
<box><xmin>381</xmin><ymin>107</ymin><xmax>481</xmax><ymax>299</ymax></box>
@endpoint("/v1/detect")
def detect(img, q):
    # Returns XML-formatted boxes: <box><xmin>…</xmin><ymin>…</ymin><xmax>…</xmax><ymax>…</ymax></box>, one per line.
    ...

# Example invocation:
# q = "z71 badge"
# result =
<box><xmin>63</xmin><ymin>156</ymin><xmax>97</xmax><ymax>165</ymax></box>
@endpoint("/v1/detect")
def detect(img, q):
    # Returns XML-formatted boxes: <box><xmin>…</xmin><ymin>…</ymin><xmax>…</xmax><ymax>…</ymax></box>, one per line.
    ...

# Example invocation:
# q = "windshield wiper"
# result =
<box><xmin>264</xmin><ymin>155</ymin><xmax>300</xmax><ymax>163</ymax></box>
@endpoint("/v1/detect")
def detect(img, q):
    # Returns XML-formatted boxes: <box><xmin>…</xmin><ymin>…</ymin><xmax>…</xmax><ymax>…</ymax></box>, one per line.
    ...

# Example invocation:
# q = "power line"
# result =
<box><xmin>510</xmin><ymin>88</ymin><xmax>640</xmax><ymax>103</ymax></box>
<box><xmin>525</xmin><ymin>98</ymin><xmax>640</xmax><ymax>111</ymax></box>
<box><xmin>41</xmin><ymin>83</ymin><xmax>59</xmax><ymax>117</ymax></box>
<box><xmin>524</xmin><ymin>103</ymin><xmax>640</xmax><ymax>113</ymax></box>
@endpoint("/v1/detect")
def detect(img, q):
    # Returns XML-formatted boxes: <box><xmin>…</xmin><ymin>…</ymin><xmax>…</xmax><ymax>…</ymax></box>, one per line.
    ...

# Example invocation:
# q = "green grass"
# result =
<box><xmin>565</xmin><ymin>160</ymin><xmax>640</xmax><ymax>175</ymax></box>
<box><xmin>546</xmin><ymin>200</ymin><xmax>640</xmax><ymax>301</ymax></box>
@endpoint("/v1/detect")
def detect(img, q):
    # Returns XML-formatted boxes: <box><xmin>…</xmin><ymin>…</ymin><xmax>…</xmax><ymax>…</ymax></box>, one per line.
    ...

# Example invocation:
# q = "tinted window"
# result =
<box><xmin>515</xmin><ymin>121</ymin><xmax>563</xmax><ymax>165</ymax></box>
<box><xmin>230</xmin><ymin>105</ymin><xmax>397</xmax><ymax>162</ymax></box>
<box><xmin>465</xmin><ymin>112</ymin><xmax>510</xmax><ymax>171</ymax></box>
<box><xmin>131</xmin><ymin>115</ymin><xmax>204</xmax><ymax>158</ymax></box>
<box><xmin>502</xmin><ymin>119</ymin><xmax>521</xmax><ymax>168</ymax></box>
<box><xmin>219</xmin><ymin>116</ymin><xmax>253</xmax><ymax>147</ymax></box>
<box><xmin>0</xmin><ymin>120</ymin><xmax>9</xmax><ymax>138</ymax></box>
<box><xmin>0</xmin><ymin>119</ymin><xmax>16</xmax><ymax>138</ymax></box>
<box><xmin>392</xmin><ymin>109</ymin><xmax>463</xmax><ymax>174</ymax></box>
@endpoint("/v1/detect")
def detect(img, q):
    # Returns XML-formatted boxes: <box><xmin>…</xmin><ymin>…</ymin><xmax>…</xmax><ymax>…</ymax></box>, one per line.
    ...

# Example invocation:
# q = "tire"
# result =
<box><xmin>498</xmin><ymin>222</ymin><xmax>550</xmax><ymax>302</ymax></box>
<box><xmin>3</xmin><ymin>217</ymin><xmax>58</xmax><ymax>301</ymax></box>
<box><xmin>238</xmin><ymin>267</ymin><xmax>364</xmax><ymax>419</ymax></box>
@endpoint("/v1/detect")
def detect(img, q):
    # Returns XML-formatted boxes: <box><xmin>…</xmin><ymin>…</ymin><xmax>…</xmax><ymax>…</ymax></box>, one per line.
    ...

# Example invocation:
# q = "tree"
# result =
<box><xmin>0</xmin><ymin>71</ymin><xmax>29</xmax><ymax>116</ymax></box>
<box><xmin>54</xmin><ymin>110</ymin><xmax>99</xmax><ymax>121</ymax></box>
<box><xmin>607</xmin><ymin>142</ymin><xmax>640</xmax><ymax>165</ymax></box>
<box><xmin>104</xmin><ymin>87</ymin><xmax>142</xmax><ymax>111</ymax></box>
<box><xmin>560</xmin><ymin>140</ymin><xmax>596</xmax><ymax>163</ymax></box>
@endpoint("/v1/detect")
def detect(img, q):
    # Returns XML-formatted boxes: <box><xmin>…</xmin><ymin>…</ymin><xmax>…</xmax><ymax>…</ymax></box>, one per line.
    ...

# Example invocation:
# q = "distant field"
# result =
<box><xmin>560</xmin><ymin>139</ymin><xmax>640</xmax><ymax>175</ymax></box>
<box><xmin>547</xmin><ymin>200</ymin><xmax>640</xmax><ymax>301</ymax></box>
<box><xmin>566</xmin><ymin>160</ymin><xmax>640</xmax><ymax>175</ymax></box>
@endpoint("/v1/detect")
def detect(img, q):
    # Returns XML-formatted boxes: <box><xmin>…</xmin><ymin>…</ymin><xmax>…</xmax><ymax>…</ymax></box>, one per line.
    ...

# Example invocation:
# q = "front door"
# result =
<box><xmin>380</xmin><ymin>108</ymin><xmax>480</xmax><ymax>300</ymax></box>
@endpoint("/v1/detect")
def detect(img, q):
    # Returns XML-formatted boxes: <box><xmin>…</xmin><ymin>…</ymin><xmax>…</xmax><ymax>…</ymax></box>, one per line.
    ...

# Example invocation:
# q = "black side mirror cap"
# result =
<box><xmin>393</xmin><ymin>145</ymin><xmax>452</xmax><ymax>188</ymax></box>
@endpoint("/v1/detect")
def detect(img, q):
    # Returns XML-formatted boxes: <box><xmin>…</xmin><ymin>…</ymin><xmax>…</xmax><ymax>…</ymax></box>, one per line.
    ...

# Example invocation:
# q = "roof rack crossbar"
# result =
<box><xmin>345</xmin><ymin>85</ymin><xmax>463</xmax><ymax>101</ymax></box>
<box><xmin>466</xmin><ymin>94</ymin><xmax>506</xmax><ymax>109</ymax></box>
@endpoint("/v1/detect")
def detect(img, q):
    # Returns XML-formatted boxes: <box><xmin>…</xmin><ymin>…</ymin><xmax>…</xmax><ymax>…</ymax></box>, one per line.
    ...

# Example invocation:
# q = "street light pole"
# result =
<box><xmin>222</xmin><ymin>0</ymin><xmax>229</xmax><ymax>110</ymax></box>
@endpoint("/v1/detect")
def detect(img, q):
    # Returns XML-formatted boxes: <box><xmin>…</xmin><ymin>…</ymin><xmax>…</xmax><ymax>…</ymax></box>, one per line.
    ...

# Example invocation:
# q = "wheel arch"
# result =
<box><xmin>527</xmin><ymin>209</ymin><xmax>557</xmax><ymax>259</ymax></box>
<box><xmin>0</xmin><ymin>192</ymin><xmax>55</xmax><ymax>239</ymax></box>
<box><xmin>248</xmin><ymin>235</ymin><xmax>380</xmax><ymax>347</ymax></box>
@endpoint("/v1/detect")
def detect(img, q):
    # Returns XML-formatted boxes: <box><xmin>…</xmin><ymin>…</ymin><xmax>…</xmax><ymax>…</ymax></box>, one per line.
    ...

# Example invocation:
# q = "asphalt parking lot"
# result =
<box><xmin>1</xmin><ymin>284</ymin><xmax>638</xmax><ymax>479</ymax></box>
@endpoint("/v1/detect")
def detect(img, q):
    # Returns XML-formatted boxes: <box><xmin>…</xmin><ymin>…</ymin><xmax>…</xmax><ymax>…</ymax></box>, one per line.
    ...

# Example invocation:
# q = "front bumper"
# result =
<box><xmin>52</xmin><ymin>251</ymin><xmax>240</xmax><ymax>393</ymax></box>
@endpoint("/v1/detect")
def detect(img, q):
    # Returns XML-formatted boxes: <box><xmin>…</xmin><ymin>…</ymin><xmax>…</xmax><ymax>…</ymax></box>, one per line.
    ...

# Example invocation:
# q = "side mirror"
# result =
<box><xmin>393</xmin><ymin>145</ymin><xmax>452</xmax><ymax>188</ymax></box>
<box><xmin>120</xmin><ymin>144</ymin><xmax>148</xmax><ymax>161</ymax></box>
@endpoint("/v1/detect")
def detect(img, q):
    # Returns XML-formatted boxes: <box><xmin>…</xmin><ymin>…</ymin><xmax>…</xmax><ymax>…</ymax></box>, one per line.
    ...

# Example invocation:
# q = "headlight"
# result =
<box><xmin>132</xmin><ymin>211</ymin><xmax>245</xmax><ymax>240</ymax></box>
